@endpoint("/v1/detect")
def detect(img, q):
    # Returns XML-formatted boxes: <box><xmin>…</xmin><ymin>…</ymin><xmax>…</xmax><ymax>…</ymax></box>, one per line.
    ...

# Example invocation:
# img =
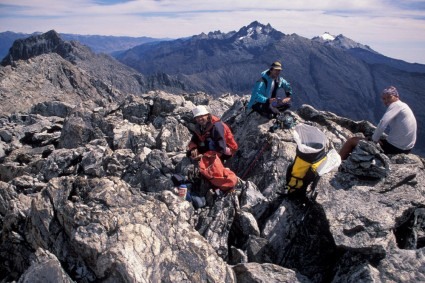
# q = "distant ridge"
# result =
<box><xmin>0</xmin><ymin>30</ymin><xmax>187</xmax><ymax>115</ymax></box>
<box><xmin>0</xmin><ymin>31</ymin><xmax>167</xmax><ymax>59</ymax></box>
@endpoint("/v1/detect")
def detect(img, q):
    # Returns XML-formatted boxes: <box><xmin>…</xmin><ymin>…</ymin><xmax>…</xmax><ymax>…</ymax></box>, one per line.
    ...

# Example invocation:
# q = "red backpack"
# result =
<box><xmin>199</xmin><ymin>151</ymin><xmax>238</xmax><ymax>191</ymax></box>
<box><xmin>211</xmin><ymin>116</ymin><xmax>238</xmax><ymax>155</ymax></box>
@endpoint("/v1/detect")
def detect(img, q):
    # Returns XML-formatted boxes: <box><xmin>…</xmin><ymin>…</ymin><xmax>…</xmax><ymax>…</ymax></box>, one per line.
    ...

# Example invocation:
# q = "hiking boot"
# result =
<box><xmin>205</xmin><ymin>189</ymin><xmax>215</xmax><ymax>206</ymax></box>
<box><xmin>192</xmin><ymin>195</ymin><xmax>206</xmax><ymax>209</ymax></box>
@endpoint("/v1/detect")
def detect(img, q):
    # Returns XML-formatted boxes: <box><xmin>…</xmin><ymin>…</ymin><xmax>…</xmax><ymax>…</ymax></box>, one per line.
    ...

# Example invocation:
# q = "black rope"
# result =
<box><xmin>240</xmin><ymin>140</ymin><xmax>271</xmax><ymax>180</ymax></box>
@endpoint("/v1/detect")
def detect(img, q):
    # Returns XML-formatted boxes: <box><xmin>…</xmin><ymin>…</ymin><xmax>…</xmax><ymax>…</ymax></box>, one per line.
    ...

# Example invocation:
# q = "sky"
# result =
<box><xmin>1</xmin><ymin>0</ymin><xmax>425</xmax><ymax>64</ymax></box>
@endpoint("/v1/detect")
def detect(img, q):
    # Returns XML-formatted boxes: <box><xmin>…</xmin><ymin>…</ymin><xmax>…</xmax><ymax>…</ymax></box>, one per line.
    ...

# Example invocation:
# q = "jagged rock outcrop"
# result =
<box><xmin>1</xmin><ymin>30</ymin><xmax>74</xmax><ymax>66</ymax></box>
<box><xmin>0</xmin><ymin>92</ymin><xmax>424</xmax><ymax>282</ymax></box>
<box><xmin>340</xmin><ymin>139</ymin><xmax>390</xmax><ymax>179</ymax></box>
<box><xmin>0</xmin><ymin>31</ymin><xmax>187</xmax><ymax>116</ymax></box>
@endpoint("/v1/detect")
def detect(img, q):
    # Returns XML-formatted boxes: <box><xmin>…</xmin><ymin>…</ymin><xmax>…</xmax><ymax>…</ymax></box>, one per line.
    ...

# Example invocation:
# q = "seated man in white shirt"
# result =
<box><xmin>339</xmin><ymin>86</ymin><xmax>417</xmax><ymax>160</ymax></box>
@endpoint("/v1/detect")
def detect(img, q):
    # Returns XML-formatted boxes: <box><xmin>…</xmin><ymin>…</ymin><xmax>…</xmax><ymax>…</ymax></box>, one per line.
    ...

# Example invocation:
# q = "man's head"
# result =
<box><xmin>192</xmin><ymin>105</ymin><xmax>210</xmax><ymax>126</ymax></box>
<box><xmin>381</xmin><ymin>86</ymin><xmax>400</xmax><ymax>107</ymax></box>
<box><xmin>269</xmin><ymin>61</ymin><xmax>282</xmax><ymax>79</ymax></box>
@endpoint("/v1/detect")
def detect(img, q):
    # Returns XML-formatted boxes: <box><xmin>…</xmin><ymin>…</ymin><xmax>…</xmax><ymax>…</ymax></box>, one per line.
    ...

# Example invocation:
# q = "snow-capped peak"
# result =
<box><xmin>312</xmin><ymin>32</ymin><xmax>379</xmax><ymax>54</ymax></box>
<box><xmin>320</xmin><ymin>32</ymin><xmax>335</xmax><ymax>41</ymax></box>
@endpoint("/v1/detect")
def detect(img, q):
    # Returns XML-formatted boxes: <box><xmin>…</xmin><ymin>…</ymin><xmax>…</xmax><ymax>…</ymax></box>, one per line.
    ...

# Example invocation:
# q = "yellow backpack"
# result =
<box><xmin>285</xmin><ymin>124</ymin><xmax>328</xmax><ymax>194</ymax></box>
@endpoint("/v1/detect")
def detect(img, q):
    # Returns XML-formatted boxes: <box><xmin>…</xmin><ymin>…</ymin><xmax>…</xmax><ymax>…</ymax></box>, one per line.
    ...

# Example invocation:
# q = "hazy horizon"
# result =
<box><xmin>1</xmin><ymin>0</ymin><xmax>425</xmax><ymax>64</ymax></box>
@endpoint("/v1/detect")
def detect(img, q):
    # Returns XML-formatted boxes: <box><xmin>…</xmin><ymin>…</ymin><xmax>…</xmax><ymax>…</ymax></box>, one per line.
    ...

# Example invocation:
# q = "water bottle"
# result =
<box><xmin>178</xmin><ymin>184</ymin><xmax>187</xmax><ymax>200</ymax></box>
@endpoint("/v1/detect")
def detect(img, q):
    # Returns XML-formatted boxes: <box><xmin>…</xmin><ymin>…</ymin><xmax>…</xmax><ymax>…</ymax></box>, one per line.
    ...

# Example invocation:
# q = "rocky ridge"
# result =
<box><xmin>0</xmin><ymin>91</ymin><xmax>424</xmax><ymax>282</ymax></box>
<box><xmin>0</xmin><ymin>30</ymin><xmax>186</xmax><ymax>115</ymax></box>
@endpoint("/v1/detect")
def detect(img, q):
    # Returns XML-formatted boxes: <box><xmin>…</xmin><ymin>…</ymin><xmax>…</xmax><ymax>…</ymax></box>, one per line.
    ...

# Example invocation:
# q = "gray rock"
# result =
<box><xmin>196</xmin><ymin>193</ymin><xmax>238</xmax><ymax>261</ymax></box>
<box><xmin>26</xmin><ymin>176</ymin><xmax>235</xmax><ymax>282</ymax></box>
<box><xmin>237</xmin><ymin>210</ymin><xmax>261</xmax><ymax>238</ymax></box>
<box><xmin>0</xmin><ymin>141</ymin><xmax>5</xmax><ymax>161</ymax></box>
<box><xmin>80</xmin><ymin>139</ymin><xmax>112</xmax><ymax>177</ymax></box>
<box><xmin>17</xmin><ymin>248</ymin><xmax>74</xmax><ymax>283</ymax></box>
<box><xmin>10</xmin><ymin>175</ymin><xmax>46</xmax><ymax>194</ymax></box>
<box><xmin>58</xmin><ymin>108</ymin><xmax>106</xmax><ymax>149</ymax></box>
<box><xmin>30</xmin><ymin>101</ymin><xmax>75</xmax><ymax>118</ymax></box>
<box><xmin>157</xmin><ymin>116</ymin><xmax>192</xmax><ymax>152</ymax></box>
<box><xmin>0</xmin><ymin>129</ymin><xmax>13</xmax><ymax>143</ymax></box>
<box><xmin>341</xmin><ymin>140</ymin><xmax>390</xmax><ymax>179</ymax></box>
<box><xmin>233</xmin><ymin>262</ymin><xmax>312</xmax><ymax>283</ymax></box>
<box><xmin>229</xmin><ymin>246</ymin><xmax>248</xmax><ymax>265</ymax></box>
<box><xmin>121</xmin><ymin>95</ymin><xmax>151</xmax><ymax>124</ymax></box>
<box><xmin>41</xmin><ymin>147</ymin><xmax>84</xmax><ymax>181</ymax></box>
<box><xmin>104</xmin><ymin>148</ymin><xmax>135</xmax><ymax>177</ymax></box>
<box><xmin>122</xmin><ymin>149</ymin><xmax>174</xmax><ymax>192</ymax></box>
<box><xmin>244</xmin><ymin>235</ymin><xmax>274</xmax><ymax>263</ymax></box>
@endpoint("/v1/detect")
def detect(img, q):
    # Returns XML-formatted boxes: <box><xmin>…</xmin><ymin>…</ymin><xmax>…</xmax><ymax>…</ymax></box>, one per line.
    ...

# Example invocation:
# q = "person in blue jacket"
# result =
<box><xmin>247</xmin><ymin>61</ymin><xmax>293</xmax><ymax>119</ymax></box>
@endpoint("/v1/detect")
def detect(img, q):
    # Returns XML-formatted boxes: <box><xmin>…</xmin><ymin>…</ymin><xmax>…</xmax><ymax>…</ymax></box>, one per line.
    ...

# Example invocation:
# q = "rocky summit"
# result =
<box><xmin>0</xmin><ymin>91</ymin><xmax>424</xmax><ymax>283</ymax></box>
<box><xmin>0</xmin><ymin>29</ymin><xmax>424</xmax><ymax>283</ymax></box>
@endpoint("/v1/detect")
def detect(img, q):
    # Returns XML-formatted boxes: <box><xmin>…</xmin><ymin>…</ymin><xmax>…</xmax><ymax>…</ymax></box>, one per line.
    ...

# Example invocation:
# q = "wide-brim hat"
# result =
<box><xmin>192</xmin><ymin>105</ymin><xmax>210</xmax><ymax>117</ymax></box>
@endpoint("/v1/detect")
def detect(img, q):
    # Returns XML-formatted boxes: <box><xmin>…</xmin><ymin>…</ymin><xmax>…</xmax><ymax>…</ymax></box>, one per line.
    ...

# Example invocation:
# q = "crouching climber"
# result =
<box><xmin>185</xmin><ymin>105</ymin><xmax>239</xmax><ymax>207</ymax></box>
<box><xmin>247</xmin><ymin>61</ymin><xmax>293</xmax><ymax>119</ymax></box>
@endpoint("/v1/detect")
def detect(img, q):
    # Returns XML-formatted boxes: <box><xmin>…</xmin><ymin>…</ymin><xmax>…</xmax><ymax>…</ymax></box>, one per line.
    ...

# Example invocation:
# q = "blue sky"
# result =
<box><xmin>1</xmin><ymin>0</ymin><xmax>425</xmax><ymax>64</ymax></box>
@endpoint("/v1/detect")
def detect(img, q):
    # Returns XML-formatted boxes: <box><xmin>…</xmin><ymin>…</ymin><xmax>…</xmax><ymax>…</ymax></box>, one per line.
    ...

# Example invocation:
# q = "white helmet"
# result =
<box><xmin>192</xmin><ymin>105</ymin><xmax>210</xmax><ymax>117</ymax></box>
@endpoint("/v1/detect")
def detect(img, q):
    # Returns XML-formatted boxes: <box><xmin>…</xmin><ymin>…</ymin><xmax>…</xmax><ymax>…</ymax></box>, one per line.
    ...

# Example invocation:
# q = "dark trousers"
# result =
<box><xmin>252</xmin><ymin>101</ymin><xmax>291</xmax><ymax>119</ymax></box>
<box><xmin>380</xmin><ymin>139</ymin><xmax>411</xmax><ymax>155</ymax></box>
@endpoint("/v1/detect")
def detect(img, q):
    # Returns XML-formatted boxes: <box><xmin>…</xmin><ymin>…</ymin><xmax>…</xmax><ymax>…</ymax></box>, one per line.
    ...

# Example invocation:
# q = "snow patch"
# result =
<box><xmin>320</xmin><ymin>32</ymin><xmax>335</xmax><ymax>41</ymax></box>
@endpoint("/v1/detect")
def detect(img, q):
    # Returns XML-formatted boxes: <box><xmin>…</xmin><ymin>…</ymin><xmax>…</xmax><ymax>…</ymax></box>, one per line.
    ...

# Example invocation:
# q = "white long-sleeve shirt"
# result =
<box><xmin>372</xmin><ymin>100</ymin><xmax>417</xmax><ymax>150</ymax></box>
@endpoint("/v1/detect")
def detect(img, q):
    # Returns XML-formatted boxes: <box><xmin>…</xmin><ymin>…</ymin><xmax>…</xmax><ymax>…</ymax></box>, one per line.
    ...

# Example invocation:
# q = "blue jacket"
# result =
<box><xmin>247</xmin><ymin>70</ymin><xmax>293</xmax><ymax>109</ymax></box>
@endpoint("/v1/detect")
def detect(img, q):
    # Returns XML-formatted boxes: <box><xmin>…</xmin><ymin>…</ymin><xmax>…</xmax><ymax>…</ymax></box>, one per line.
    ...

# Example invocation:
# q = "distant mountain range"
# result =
<box><xmin>0</xmin><ymin>31</ymin><xmax>168</xmax><ymax>59</ymax></box>
<box><xmin>1</xmin><ymin>22</ymin><xmax>424</xmax><ymax>155</ymax></box>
